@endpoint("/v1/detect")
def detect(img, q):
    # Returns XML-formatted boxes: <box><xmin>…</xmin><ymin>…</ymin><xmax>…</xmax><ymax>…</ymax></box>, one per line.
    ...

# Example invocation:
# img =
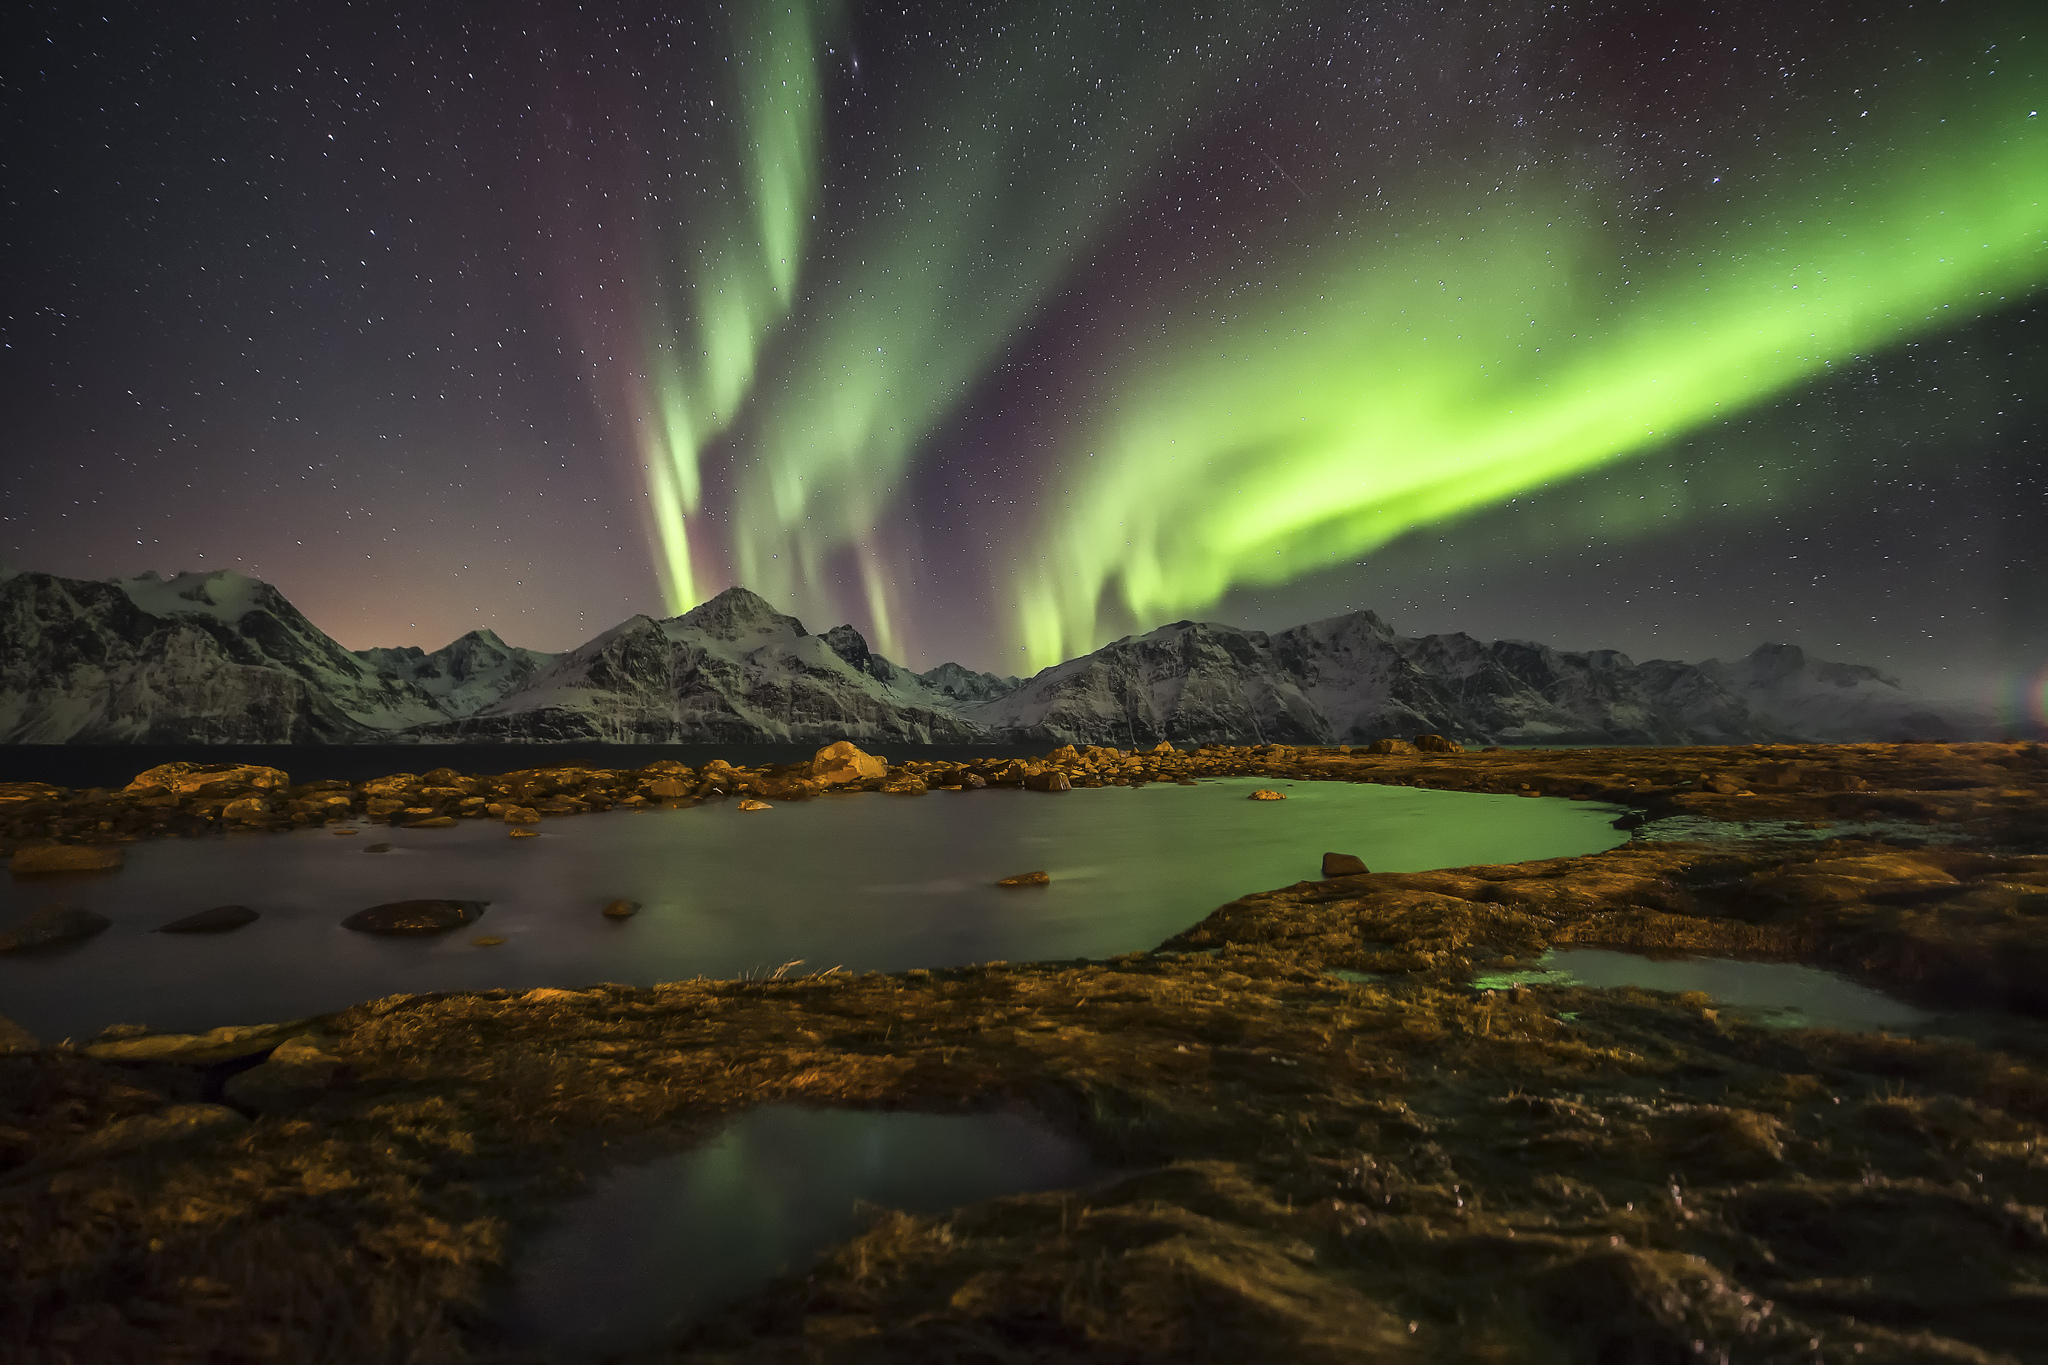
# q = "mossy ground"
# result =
<box><xmin>4</xmin><ymin>741</ymin><xmax>2048</xmax><ymax>1363</ymax></box>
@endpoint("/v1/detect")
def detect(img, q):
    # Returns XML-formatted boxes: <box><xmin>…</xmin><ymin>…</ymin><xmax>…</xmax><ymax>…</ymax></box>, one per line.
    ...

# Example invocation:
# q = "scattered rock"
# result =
<box><xmin>10</xmin><ymin>844</ymin><xmax>124</xmax><ymax>875</ymax></box>
<box><xmin>1321</xmin><ymin>852</ymin><xmax>1370</xmax><ymax>877</ymax></box>
<box><xmin>221</xmin><ymin>795</ymin><xmax>275</xmax><ymax>824</ymax></box>
<box><xmin>509</xmin><ymin>828</ymin><xmax>540</xmax><ymax>839</ymax></box>
<box><xmin>363</xmin><ymin>842</ymin><xmax>392</xmax><ymax>853</ymax></box>
<box><xmin>878</xmin><ymin>774</ymin><xmax>929</xmax><ymax>795</ymax></box>
<box><xmin>502</xmin><ymin>805</ymin><xmax>541</xmax><ymax>824</ymax></box>
<box><xmin>997</xmin><ymin>871</ymin><xmax>1051</xmax><ymax>887</ymax></box>
<box><xmin>809</xmin><ymin>740</ymin><xmax>888</xmax><ymax>787</ymax></box>
<box><xmin>403</xmin><ymin>815</ymin><xmax>458</xmax><ymax>828</ymax></box>
<box><xmin>1176</xmin><ymin>777</ymin><xmax>1199</xmax><ymax>786</ymax></box>
<box><xmin>0</xmin><ymin>1012</ymin><xmax>39</xmax><ymax>1054</ymax></box>
<box><xmin>962</xmin><ymin>773</ymin><xmax>988</xmax><ymax>789</ymax></box>
<box><xmin>341</xmin><ymin>899</ymin><xmax>488</xmax><ymax>935</ymax></box>
<box><xmin>471</xmin><ymin>935</ymin><xmax>507</xmax><ymax>946</ymax></box>
<box><xmin>157</xmin><ymin>904</ymin><xmax>259</xmax><ymax>934</ymax></box>
<box><xmin>1362</xmin><ymin>738</ymin><xmax>1416</xmax><ymax>755</ymax></box>
<box><xmin>332</xmin><ymin>827</ymin><xmax>359</xmax><ymax>836</ymax></box>
<box><xmin>1412</xmin><ymin>734</ymin><xmax>1464</xmax><ymax>754</ymax></box>
<box><xmin>1024</xmin><ymin>770</ymin><xmax>1073</xmax><ymax>793</ymax></box>
<box><xmin>601</xmin><ymin>899</ymin><xmax>641</xmax><ymax>919</ymax></box>
<box><xmin>737</xmin><ymin>798</ymin><xmax>773</xmax><ymax>811</ymax></box>
<box><xmin>1248</xmin><ymin>789</ymin><xmax>1286</xmax><ymax>801</ymax></box>
<box><xmin>0</xmin><ymin>904</ymin><xmax>113</xmax><ymax>952</ymax></box>
<box><xmin>645</xmin><ymin>777</ymin><xmax>692</xmax><ymax>799</ymax></box>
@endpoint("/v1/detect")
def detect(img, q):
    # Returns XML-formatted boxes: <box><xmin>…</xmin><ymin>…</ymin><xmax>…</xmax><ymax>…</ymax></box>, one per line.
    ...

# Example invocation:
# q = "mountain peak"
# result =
<box><xmin>675</xmin><ymin>586</ymin><xmax>807</xmax><ymax>641</ymax></box>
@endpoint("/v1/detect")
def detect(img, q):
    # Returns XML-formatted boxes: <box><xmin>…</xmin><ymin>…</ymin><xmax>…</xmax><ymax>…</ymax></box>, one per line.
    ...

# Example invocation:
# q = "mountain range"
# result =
<box><xmin>0</xmin><ymin>565</ymin><xmax>1988</xmax><ymax>746</ymax></box>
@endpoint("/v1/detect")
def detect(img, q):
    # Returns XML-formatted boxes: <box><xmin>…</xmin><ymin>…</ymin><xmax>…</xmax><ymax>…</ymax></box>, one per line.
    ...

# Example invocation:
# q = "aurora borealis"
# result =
<box><xmin>4</xmin><ymin>0</ymin><xmax>2044</xmax><ymax>706</ymax></box>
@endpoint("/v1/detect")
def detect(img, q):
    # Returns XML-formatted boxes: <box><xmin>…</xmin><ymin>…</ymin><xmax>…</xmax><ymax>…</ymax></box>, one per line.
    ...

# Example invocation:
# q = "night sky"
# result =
<box><xmin>4</xmin><ymin>1</ymin><xmax>2042</xmax><ymax>718</ymax></box>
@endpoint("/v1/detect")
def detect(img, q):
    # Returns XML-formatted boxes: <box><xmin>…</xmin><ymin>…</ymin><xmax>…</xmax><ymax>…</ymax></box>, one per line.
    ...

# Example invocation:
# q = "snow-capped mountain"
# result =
<box><xmin>1699</xmin><ymin>643</ymin><xmax>1987</xmax><ymax>742</ymax></box>
<box><xmin>0</xmin><ymin>568</ymin><xmax>446</xmax><ymax>743</ymax></box>
<box><xmin>413</xmin><ymin>588</ymin><xmax>988</xmax><ymax>743</ymax></box>
<box><xmin>969</xmin><ymin>614</ymin><xmax>1844</xmax><ymax>746</ymax></box>
<box><xmin>355</xmin><ymin>629</ymin><xmax>557</xmax><ymax>719</ymax></box>
<box><xmin>0</xmin><ymin>566</ymin><xmax>1990</xmax><ymax>745</ymax></box>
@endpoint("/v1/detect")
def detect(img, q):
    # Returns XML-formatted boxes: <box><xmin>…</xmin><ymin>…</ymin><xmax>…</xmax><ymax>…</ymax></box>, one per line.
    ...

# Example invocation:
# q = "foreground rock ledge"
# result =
<box><xmin>0</xmin><ymin>742</ymin><xmax>2045</xmax><ymax>1363</ymax></box>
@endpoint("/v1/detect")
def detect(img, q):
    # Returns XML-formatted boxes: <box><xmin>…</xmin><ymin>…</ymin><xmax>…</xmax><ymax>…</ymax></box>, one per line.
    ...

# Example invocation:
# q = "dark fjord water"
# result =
<box><xmin>1</xmin><ymin>777</ymin><xmax>1628</xmax><ymax>1040</ymax></box>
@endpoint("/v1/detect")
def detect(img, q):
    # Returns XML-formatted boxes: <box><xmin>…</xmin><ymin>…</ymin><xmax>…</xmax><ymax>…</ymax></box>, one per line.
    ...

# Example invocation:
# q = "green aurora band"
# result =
<box><xmin>1013</xmin><ymin>83</ymin><xmax>2048</xmax><ymax>666</ymax></box>
<box><xmin>636</xmin><ymin>0</ymin><xmax>838</xmax><ymax>612</ymax></box>
<box><xmin>718</xmin><ymin>14</ymin><xmax>1277</xmax><ymax>654</ymax></box>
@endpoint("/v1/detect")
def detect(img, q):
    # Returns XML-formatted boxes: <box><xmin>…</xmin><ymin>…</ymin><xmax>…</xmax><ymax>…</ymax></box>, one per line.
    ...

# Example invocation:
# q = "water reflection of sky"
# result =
<box><xmin>501</xmin><ymin>1106</ymin><xmax>1102</xmax><ymax>1358</ymax></box>
<box><xmin>0</xmin><ymin>779</ymin><xmax>1626</xmax><ymax>1040</ymax></box>
<box><xmin>1474</xmin><ymin>948</ymin><xmax>1931</xmax><ymax>1032</ymax></box>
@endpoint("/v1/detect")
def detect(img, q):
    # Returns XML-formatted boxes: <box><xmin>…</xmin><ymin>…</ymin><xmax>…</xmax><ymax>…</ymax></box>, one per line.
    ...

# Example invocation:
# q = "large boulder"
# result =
<box><xmin>125</xmin><ymin>762</ymin><xmax>289</xmax><ymax>796</ymax></box>
<box><xmin>341</xmin><ymin>899</ymin><xmax>488</xmax><ymax>935</ymax></box>
<box><xmin>809</xmin><ymin>741</ymin><xmax>887</xmax><ymax>787</ymax></box>
<box><xmin>10</xmin><ymin>844</ymin><xmax>124</xmax><ymax>875</ymax></box>
<box><xmin>0</xmin><ymin>904</ymin><xmax>113</xmax><ymax>952</ymax></box>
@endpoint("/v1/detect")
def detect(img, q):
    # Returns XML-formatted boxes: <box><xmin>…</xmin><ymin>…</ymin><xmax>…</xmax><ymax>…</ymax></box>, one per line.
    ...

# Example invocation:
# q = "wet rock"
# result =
<box><xmin>602</xmin><ymin>899</ymin><xmax>641</xmax><ymax>919</ymax></box>
<box><xmin>363</xmin><ymin>842</ymin><xmax>392</xmax><ymax>853</ymax></box>
<box><xmin>0</xmin><ymin>1012</ymin><xmax>39</xmax><ymax>1054</ymax></box>
<box><xmin>879</xmin><ymin>774</ymin><xmax>929</xmax><ymax>795</ymax></box>
<box><xmin>962</xmin><ymin>773</ymin><xmax>988</xmax><ymax>789</ymax></box>
<box><xmin>341</xmin><ymin>899</ymin><xmax>488</xmax><ymax>935</ymax></box>
<box><xmin>1363</xmin><ymin>738</ymin><xmax>1416</xmax><ymax>755</ymax></box>
<box><xmin>997</xmin><ymin>871</ymin><xmax>1051</xmax><ymax>887</ymax></box>
<box><xmin>502</xmin><ymin>805</ymin><xmax>541</xmax><ymax>824</ymax></box>
<box><xmin>0</xmin><ymin>904</ymin><xmax>112</xmax><ymax>952</ymax></box>
<box><xmin>737</xmin><ymin>798</ymin><xmax>774</xmax><ymax>811</ymax></box>
<box><xmin>1024</xmin><ymin>769</ymin><xmax>1072</xmax><ymax>793</ymax></box>
<box><xmin>157</xmin><ymin>904</ymin><xmax>259</xmax><ymax>934</ymax></box>
<box><xmin>1412</xmin><ymin>734</ymin><xmax>1463</xmax><ymax>753</ymax></box>
<box><xmin>1176</xmin><ymin>777</ymin><xmax>1199</xmax><ymax>786</ymax></box>
<box><xmin>1248</xmin><ymin>789</ymin><xmax>1286</xmax><ymax>801</ymax></box>
<box><xmin>509</xmin><ymin>828</ymin><xmax>540</xmax><ymax>839</ymax></box>
<box><xmin>10</xmin><ymin>844</ymin><xmax>124</xmax><ymax>875</ymax></box>
<box><xmin>221</xmin><ymin>795</ymin><xmax>274</xmax><ymax>824</ymax></box>
<box><xmin>403</xmin><ymin>815</ymin><xmax>458</xmax><ymax>828</ymax></box>
<box><xmin>472</xmin><ymin>935</ymin><xmax>507</xmax><ymax>946</ymax></box>
<box><xmin>1321</xmin><ymin>852</ymin><xmax>1370</xmax><ymax>877</ymax></box>
<box><xmin>809</xmin><ymin>741</ymin><xmax>888</xmax><ymax>787</ymax></box>
<box><xmin>645</xmin><ymin>776</ymin><xmax>693</xmax><ymax>799</ymax></box>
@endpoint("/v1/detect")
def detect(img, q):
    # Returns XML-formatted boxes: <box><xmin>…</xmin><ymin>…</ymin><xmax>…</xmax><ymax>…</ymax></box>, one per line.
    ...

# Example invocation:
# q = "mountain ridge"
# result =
<box><xmin>0</xmin><ymin>568</ymin><xmax>1994</xmax><ymax>744</ymax></box>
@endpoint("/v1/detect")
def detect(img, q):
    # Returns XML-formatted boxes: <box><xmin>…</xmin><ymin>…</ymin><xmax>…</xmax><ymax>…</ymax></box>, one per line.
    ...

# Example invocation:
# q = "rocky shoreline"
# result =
<box><xmin>4</xmin><ymin>740</ymin><xmax>2047</xmax><ymax>1363</ymax></box>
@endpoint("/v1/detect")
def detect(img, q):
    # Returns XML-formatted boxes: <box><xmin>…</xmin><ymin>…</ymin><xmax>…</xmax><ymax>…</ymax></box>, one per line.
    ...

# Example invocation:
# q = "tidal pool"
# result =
<box><xmin>499</xmin><ymin>1106</ymin><xmax>1101</xmax><ymax>1358</ymax></box>
<box><xmin>1474</xmin><ymin>948</ymin><xmax>1932</xmax><ymax>1032</ymax></box>
<box><xmin>0</xmin><ymin>777</ymin><xmax>1626</xmax><ymax>1039</ymax></box>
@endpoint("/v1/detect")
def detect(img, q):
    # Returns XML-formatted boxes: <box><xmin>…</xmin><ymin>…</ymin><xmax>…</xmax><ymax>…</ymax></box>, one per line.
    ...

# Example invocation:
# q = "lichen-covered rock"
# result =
<box><xmin>810</xmin><ymin>740</ymin><xmax>888</xmax><ymax>787</ymax></box>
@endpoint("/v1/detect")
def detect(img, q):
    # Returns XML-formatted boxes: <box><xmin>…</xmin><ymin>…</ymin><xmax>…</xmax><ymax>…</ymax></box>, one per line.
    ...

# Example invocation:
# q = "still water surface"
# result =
<box><xmin>0</xmin><ymin>778</ymin><xmax>1626</xmax><ymax>1039</ymax></box>
<box><xmin>502</xmin><ymin>1107</ymin><xmax>1102</xmax><ymax>1358</ymax></box>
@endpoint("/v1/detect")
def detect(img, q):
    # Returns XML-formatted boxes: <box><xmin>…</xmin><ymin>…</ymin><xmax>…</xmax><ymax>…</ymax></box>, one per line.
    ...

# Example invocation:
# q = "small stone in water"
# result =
<box><xmin>341</xmin><ymin>899</ymin><xmax>488</xmax><ymax>936</ymax></box>
<box><xmin>0</xmin><ymin>904</ymin><xmax>113</xmax><ymax>953</ymax></box>
<box><xmin>509</xmin><ymin>828</ymin><xmax>540</xmax><ymax>839</ymax></box>
<box><xmin>997</xmin><ymin>871</ymin><xmax>1051</xmax><ymax>887</ymax></box>
<box><xmin>1321</xmin><ymin>852</ymin><xmax>1370</xmax><ymax>877</ymax></box>
<box><xmin>737</xmin><ymin>798</ymin><xmax>772</xmax><ymax>811</ymax></box>
<box><xmin>472</xmin><ymin>935</ymin><xmax>507</xmax><ymax>947</ymax></box>
<box><xmin>157</xmin><ymin>904</ymin><xmax>259</xmax><ymax>934</ymax></box>
<box><xmin>1249</xmin><ymin>789</ymin><xmax>1286</xmax><ymax>801</ymax></box>
<box><xmin>332</xmin><ymin>828</ymin><xmax>358</xmax><ymax>836</ymax></box>
<box><xmin>363</xmin><ymin>842</ymin><xmax>393</xmax><ymax>853</ymax></box>
<box><xmin>602</xmin><ymin>899</ymin><xmax>641</xmax><ymax>919</ymax></box>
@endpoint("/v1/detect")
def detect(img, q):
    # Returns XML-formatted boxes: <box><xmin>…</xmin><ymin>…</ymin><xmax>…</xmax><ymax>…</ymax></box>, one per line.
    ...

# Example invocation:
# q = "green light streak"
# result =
<box><xmin>1015</xmin><ymin>86</ymin><xmax>2048</xmax><ymax>666</ymax></box>
<box><xmin>637</xmin><ymin>0</ymin><xmax>838</xmax><ymax>613</ymax></box>
<box><xmin>721</xmin><ymin>13</ymin><xmax>1271</xmax><ymax>654</ymax></box>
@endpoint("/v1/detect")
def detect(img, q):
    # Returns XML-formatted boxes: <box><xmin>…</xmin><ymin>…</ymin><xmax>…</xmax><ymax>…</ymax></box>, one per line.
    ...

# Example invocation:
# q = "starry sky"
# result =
<box><xmin>4</xmin><ymin>0</ymin><xmax>2043</xmax><ymax>717</ymax></box>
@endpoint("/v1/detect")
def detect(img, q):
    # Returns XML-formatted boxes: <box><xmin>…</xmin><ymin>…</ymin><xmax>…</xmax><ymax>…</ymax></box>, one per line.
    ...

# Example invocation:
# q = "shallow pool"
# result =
<box><xmin>0</xmin><ymin>778</ymin><xmax>1626</xmax><ymax>1039</ymax></box>
<box><xmin>1473</xmin><ymin>948</ymin><xmax>1932</xmax><ymax>1032</ymax></box>
<box><xmin>499</xmin><ymin>1106</ymin><xmax>1101</xmax><ymax>1358</ymax></box>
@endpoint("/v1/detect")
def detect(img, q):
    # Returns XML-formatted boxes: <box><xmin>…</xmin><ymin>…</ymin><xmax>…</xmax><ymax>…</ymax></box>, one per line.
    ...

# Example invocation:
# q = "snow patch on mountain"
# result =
<box><xmin>356</xmin><ymin>629</ymin><xmax>557</xmax><ymax>719</ymax></box>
